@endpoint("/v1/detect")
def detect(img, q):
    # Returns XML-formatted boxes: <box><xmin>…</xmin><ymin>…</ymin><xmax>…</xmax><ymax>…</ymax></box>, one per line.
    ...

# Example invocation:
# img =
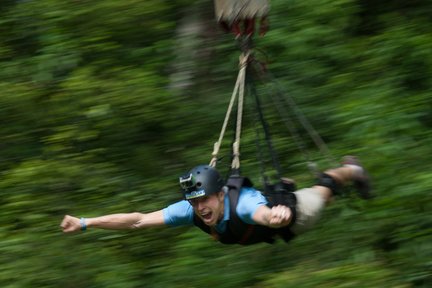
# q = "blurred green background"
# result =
<box><xmin>0</xmin><ymin>0</ymin><xmax>431</xmax><ymax>287</ymax></box>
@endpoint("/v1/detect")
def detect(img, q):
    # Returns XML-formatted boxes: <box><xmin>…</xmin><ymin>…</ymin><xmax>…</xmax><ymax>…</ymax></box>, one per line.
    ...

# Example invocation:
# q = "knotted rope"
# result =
<box><xmin>210</xmin><ymin>52</ymin><xmax>250</xmax><ymax>169</ymax></box>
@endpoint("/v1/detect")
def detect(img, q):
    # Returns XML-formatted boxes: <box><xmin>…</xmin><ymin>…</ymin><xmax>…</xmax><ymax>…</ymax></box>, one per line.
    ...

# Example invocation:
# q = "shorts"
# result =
<box><xmin>291</xmin><ymin>188</ymin><xmax>326</xmax><ymax>235</ymax></box>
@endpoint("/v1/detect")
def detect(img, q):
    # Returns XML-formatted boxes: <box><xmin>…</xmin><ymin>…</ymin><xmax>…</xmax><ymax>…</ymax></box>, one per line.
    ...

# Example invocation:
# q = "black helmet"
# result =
<box><xmin>179</xmin><ymin>165</ymin><xmax>225</xmax><ymax>200</ymax></box>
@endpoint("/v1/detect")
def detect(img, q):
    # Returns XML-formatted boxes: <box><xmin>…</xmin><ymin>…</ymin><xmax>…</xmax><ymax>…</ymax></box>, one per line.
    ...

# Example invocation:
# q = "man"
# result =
<box><xmin>61</xmin><ymin>156</ymin><xmax>371</xmax><ymax>245</ymax></box>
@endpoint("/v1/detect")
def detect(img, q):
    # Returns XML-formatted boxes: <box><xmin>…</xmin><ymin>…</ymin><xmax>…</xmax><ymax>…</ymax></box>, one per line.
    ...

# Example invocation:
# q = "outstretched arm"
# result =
<box><xmin>252</xmin><ymin>205</ymin><xmax>292</xmax><ymax>228</ymax></box>
<box><xmin>61</xmin><ymin>210</ymin><xmax>166</xmax><ymax>233</ymax></box>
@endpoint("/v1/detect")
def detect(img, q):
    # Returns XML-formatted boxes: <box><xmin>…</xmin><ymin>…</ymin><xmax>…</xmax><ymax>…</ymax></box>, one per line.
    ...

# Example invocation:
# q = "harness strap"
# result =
<box><xmin>249</xmin><ymin>75</ymin><xmax>282</xmax><ymax>180</ymax></box>
<box><xmin>239</xmin><ymin>225</ymin><xmax>255</xmax><ymax>245</ymax></box>
<box><xmin>226</xmin><ymin>176</ymin><xmax>274</xmax><ymax>245</ymax></box>
<box><xmin>193</xmin><ymin>176</ymin><xmax>295</xmax><ymax>244</ymax></box>
<box><xmin>247</xmin><ymin>59</ymin><xmax>337</xmax><ymax>177</ymax></box>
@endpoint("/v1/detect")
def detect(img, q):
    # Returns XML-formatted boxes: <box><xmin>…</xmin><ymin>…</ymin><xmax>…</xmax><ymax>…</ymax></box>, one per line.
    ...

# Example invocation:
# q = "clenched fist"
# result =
<box><xmin>268</xmin><ymin>205</ymin><xmax>292</xmax><ymax>227</ymax></box>
<box><xmin>60</xmin><ymin>215</ymin><xmax>83</xmax><ymax>233</ymax></box>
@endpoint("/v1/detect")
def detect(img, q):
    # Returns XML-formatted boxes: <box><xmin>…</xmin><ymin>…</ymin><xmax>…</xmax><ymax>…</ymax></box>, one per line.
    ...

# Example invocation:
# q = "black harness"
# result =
<box><xmin>193</xmin><ymin>176</ymin><xmax>297</xmax><ymax>245</ymax></box>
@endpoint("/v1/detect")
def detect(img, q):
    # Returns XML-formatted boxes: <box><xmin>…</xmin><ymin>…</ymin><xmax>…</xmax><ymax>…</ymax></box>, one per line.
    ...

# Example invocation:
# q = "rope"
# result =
<box><xmin>211</xmin><ymin>47</ymin><xmax>334</xmax><ymax>178</ymax></box>
<box><xmin>210</xmin><ymin>52</ymin><xmax>250</xmax><ymax>169</ymax></box>
<box><xmin>231</xmin><ymin>52</ymin><xmax>249</xmax><ymax>170</ymax></box>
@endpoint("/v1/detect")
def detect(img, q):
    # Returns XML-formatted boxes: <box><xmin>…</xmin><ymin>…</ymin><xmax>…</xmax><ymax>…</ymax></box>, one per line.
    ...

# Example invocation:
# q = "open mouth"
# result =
<box><xmin>200</xmin><ymin>211</ymin><xmax>213</xmax><ymax>221</ymax></box>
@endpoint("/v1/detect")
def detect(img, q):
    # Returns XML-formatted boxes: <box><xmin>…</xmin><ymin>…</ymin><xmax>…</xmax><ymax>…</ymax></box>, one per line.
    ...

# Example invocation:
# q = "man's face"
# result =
<box><xmin>189</xmin><ymin>191</ymin><xmax>225</xmax><ymax>226</ymax></box>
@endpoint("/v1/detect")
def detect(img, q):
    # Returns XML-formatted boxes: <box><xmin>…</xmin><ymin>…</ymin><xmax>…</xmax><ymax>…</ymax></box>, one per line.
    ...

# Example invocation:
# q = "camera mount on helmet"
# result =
<box><xmin>179</xmin><ymin>165</ymin><xmax>225</xmax><ymax>200</ymax></box>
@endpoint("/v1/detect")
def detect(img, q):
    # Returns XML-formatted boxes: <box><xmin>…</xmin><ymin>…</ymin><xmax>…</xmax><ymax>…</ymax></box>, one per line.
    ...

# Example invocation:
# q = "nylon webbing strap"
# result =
<box><xmin>250</xmin><ymin>59</ymin><xmax>337</xmax><ymax>171</ymax></box>
<box><xmin>210</xmin><ymin>52</ymin><xmax>250</xmax><ymax>168</ymax></box>
<box><xmin>250</xmin><ymin>77</ymin><xmax>282</xmax><ymax>179</ymax></box>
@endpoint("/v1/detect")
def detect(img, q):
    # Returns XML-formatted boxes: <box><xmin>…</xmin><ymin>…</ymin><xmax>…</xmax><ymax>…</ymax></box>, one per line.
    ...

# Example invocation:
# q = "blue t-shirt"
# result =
<box><xmin>163</xmin><ymin>187</ymin><xmax>268</xmax><ymax>233</ymax></box>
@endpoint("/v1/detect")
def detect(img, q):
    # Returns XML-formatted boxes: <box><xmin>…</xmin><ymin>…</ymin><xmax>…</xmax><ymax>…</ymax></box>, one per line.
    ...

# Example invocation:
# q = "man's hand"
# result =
<box><xmin>60</xmin><ymin>215</ymin><xmax>82</xmax><ymax>233</ymax></box>
<box><xmin>253</xmin><ymin>204</ymin><xmax>292</xmax><ymax>228</ymax></box>
<box><xmin>60</xmin><ymin>211</ymin><xmax>166</xmax><ymax>233</ymax></box>
<box><xmin>268</xmin><ymin>205</ymin><xmax>292</xmax><ymax>228</ymax></box>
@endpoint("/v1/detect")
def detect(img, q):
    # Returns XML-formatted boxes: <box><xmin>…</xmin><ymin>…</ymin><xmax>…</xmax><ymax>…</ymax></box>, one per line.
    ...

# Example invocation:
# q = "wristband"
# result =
<box><xmin>80</xmin><ymin>217</ymin><xmax>87</xmax><ymax>231</ymax></box>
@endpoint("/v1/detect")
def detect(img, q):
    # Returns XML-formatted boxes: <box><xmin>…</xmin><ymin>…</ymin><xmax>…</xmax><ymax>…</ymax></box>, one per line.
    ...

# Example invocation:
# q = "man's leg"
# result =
<box><xmin>314</xmin><ymin>165</ymin><xmax>359</xmax><ymax>202</ymax></box>
<box><xmin>291</xmin><ymin>156</ymin><xmax>371</xmax><ymax>234</ymax></box>
<box><xmin>316</xmin><ymin>155</ymin><xmax>372</xmax><ymax>201</ymax></box>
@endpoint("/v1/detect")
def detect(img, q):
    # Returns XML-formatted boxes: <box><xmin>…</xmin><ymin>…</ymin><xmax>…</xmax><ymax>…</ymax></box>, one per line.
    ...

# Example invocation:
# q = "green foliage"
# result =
<box><xmin>0</xmin><ymin>0</ymin><xmax>431</xmax><ymax>287</ymax></box>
